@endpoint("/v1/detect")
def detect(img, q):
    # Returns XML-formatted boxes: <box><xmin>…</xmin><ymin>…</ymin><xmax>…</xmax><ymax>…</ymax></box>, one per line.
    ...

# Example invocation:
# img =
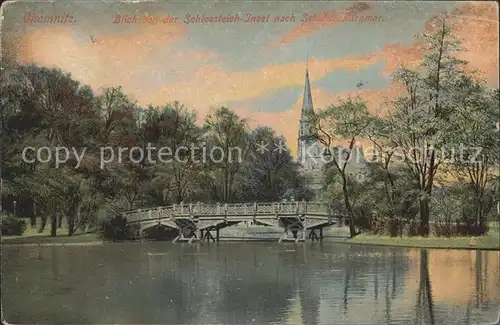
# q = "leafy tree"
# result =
<box><xmin>0</xmin><ymin>66</ymin><xmax>37</xmax><ymax>212</ymax></box>
<box><xmin>203</xmin><ymin>107</ymin><xmax>248</xmax><ymax>202</ymax></box>
<box><xmin>142</xmin><ymin>103</ymin><xmax>203</xmax><ymax>203</ymax></box>
<box><xmin>2</xmin><ymin>65</ymin><xmax>101</xmax><ymax>236</ymax></box>
<box><xmin>389</xmin><ymin>21</ymin><xmax>473</xmax><ymax>236</ymax></box>
<box><xmin>364</xmin><ymin>115</ymin><xmax>400</xmax><ymax>218</ymax></box>
<box><xmin>0</xmin><ymin>63</ymin><xmax>315</xmax><ymax>240</ymax></box>
<box><xmin>444</xmin><ymin>84</ymin><xmax>499</xmax><ymax>230</ymax></box>
<box><xmin>237</xmin><ymin>127</ymin><xmax>306</xmax><ymax>202</ymax></box>
<box><xmin>311</xmin><ymin>97</ymin><xmax>371</xmax><ymax>237</ymax></box>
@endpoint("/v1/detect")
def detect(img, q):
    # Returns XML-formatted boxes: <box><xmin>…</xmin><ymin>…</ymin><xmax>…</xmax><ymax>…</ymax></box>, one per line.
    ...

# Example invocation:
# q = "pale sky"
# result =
<box><xmin>1</xmin><ymin>1</ymin><xmax>498</xmax><ymax>155</ymax></box>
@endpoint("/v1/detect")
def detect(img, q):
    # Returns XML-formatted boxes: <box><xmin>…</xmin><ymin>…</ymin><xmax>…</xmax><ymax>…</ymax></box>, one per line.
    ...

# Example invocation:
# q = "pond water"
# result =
<box><xmin>2</xmin><ymin>243</ymin><xmax>499</xmax><ymax>324</ymax></box>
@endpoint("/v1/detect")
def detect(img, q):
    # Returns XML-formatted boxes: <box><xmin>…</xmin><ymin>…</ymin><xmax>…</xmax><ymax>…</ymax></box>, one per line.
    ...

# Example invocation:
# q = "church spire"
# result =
<box><xmin>301</xmin><ymin>65</ymin><xmax>313</xmax><ymax>114</ymax></box>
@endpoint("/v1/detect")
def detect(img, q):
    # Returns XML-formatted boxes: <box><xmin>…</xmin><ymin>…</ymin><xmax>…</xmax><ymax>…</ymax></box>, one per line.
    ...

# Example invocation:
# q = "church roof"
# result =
<box><xmin>301</xmin><ymin>69</ymin><xmax>314</xmax><ymax>114</ymax></box>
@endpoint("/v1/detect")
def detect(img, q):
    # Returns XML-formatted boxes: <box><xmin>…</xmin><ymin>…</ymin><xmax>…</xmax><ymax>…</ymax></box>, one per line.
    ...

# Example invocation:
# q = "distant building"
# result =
<box><xmin>295</xmin><ymin>67</ymin><xmax>325</xmax><ymax>200</ymax></box>
<box><xmin>296</xmin><ymin>67</ymin><xmax>323</xmax><ymax>170</ymax></box>
<box><xmin>296</xmin><ymin>67</ymin><xmax>366</xmax><ymax>201</ymax></box>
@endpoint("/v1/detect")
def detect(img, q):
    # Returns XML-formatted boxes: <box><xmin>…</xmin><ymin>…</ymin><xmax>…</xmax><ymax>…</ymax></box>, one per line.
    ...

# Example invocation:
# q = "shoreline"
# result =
<box><xmin>2</xmin><ymin>230</ymin><xmax>499</xmax><ymax>250</ymax></box>
<box><xmin>346</xmin><ymin>234</ymin><xmax>500</xmax><ymax>251</ymax></box>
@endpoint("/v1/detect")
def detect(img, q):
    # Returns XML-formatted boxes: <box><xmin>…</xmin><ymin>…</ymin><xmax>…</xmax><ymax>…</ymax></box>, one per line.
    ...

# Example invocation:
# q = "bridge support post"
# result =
<box><xmin>278</xmin><ymin>217</ymin><xmax>307</xmax><ymax>243</ymax></box>
<box><xmin>320</xmin><ymin>227</ymin><xmax>323</xmax><ymax>241</ymax></box>
<box><xmin>278</xmin><ymin>227</ymin><xmax>287</xmax><ymax>243</ymax></box>
<box><xmin>308</xmin><ymin>229</ymin><xmax>320</xmax><ymax>242</ymax></box>
<box><xmin>172</xmin><ymin>220</ymin><xmax>198</xmax><ymax>243</ymax></box>
<box><xmin>201</xmin><ymin>229</ymin><xmax>216</xmax><ymax>242</ymax></box>
<box><xmin>216</xmin><ymin>228</ymin><xmax>220</xmax><ymax>241</ymax></box>
<box><xmin>253</xmin><ymin>202</ymin><xmax>257</xmax><ymax>224</ymax></box>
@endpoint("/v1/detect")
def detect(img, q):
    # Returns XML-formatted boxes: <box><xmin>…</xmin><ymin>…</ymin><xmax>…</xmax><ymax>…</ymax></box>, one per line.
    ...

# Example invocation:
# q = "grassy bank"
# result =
<box><xmin>347</xmin><ymin>231</ymin><xmax>500</xmax><ymax>250</ymax></box>
<box><xmin>1</xmin><ymin>217</ymin><xmax>101</xmax><ymax>245</ymax></box>
<box><xmin>2</xmin><ymin>220</ymin><xmax>498</xmax><ymax>250</ymax></box>
<box><xmin>1</xmin><ymin>232</ymin><xmax>101</xmax><ymax>245</ymax></box>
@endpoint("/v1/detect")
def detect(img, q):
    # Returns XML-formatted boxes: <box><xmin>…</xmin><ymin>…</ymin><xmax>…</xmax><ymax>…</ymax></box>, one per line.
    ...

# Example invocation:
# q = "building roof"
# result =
<box><xmin>301</xmin><ymin>69</ymin><xmax>314</xmax><ymax>114</ymax></box>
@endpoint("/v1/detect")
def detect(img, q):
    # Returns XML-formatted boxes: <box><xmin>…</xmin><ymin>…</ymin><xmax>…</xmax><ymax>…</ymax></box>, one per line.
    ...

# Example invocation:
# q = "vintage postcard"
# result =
<box><xmin>1</xmin><ymin>0</ymin><xmax>499</xmax><ymax>324</ymax></box>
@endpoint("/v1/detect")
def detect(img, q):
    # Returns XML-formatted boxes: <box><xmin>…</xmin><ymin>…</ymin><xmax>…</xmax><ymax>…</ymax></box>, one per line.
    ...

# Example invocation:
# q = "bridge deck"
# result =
<box><xmin>125</xmin><ymin>201</ymin><xmax>338</xmax><ymax>222</ymax></box>
<box><xmin>123</xmin><ymin>201</ymin><xmax>346</xmax><ymax>243</ymax></box>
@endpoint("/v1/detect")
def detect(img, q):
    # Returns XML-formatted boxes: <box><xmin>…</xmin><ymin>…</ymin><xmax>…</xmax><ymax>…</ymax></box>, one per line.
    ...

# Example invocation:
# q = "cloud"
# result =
<box><xmin>446</xmin><ymin>2</ymin><xmax>499</xmax><ymax>86</ymax></box>
<box><xmin>364</xmin><ymin>2</ymin><xmax>499</xmax><ymax>83</ymax></box>
<box><xmin>234</xmin><ymin>84</ymin><xmax>403</xmax><ymax>156</ymax></box>
<box><xmin>13</xmin><ymin>1</ymin><xmax>497</xmax><ymax>157</ymax></box>
<box><xmin>377</xmin><ymin>2</ymin><xmax>499</xmax><ymax>84</ymax></box>
<box><xmin>224</xmin><ymin>87</ymin><xmax>302</xmax><ymax>114</ymax></box>
<box><xmin>146</xmin><ymin>1</ymin><xmax>497</xmax><ymax>156</ymax></box>
<box><xmin>236</xmin><ymin>0</ymin><xmax>499</xmax><ymax>155</ymax></box>
<box><xmin>267</xmin><ymin>2</ymin><xmax>371</xmax><ymax>48</ymax></box>
<box><xmin>144</xmin><ymin>55</ymin><xmax>379</xmax><ymax>112</ymax></box>
<box><xmin>18</xmin><ymin>21</ymin><xmax>193</xmax><ymax>98</ymax></box>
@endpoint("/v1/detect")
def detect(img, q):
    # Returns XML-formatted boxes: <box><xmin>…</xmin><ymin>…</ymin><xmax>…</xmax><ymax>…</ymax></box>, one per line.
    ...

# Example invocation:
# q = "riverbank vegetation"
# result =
<box><xmin>308</xmin><ymin>22</ymin><xmax>499</xmax><ymax>238</ymax></box>
<box><xmin>1</xmin><ymin>71</ymin><xmax>311</xmax><ymax>238</ymax></box>
<box><xmin>1</xmin><ymin>20</ymin><xmax>498</xmax><ymax>244</ymax></box>
<box><xmin>0</xmin><ymin>216</ymin><xmax>100</xmax><ymax>244</ymax></box>
<box><xmin>347</xmin><ymin>230</ymin><xmax>500</xmax><ymax>250</ymax></box>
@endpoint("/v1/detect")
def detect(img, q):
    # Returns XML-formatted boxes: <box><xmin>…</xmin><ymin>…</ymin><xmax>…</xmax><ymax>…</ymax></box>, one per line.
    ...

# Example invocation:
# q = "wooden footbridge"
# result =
<box><xmin>124</xmin><ymin>201</ymin><xmax>345</xmax><ymax>243</ymax></box>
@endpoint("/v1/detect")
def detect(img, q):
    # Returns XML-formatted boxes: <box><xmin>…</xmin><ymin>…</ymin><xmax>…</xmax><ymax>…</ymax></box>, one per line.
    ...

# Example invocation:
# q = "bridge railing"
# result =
<box><xmin>279</xmin><ymin>202</ymin><xmax>297</xmax><ymax>214</ymax></box>
<box><xmin>160</xmin><ymin>206</ymin><xmax>173</xmax><ymax>218</ymax></box>
<box><xmin>123</xmin><ymin>201</ymin><xmax>336</xmax><ymax>223</ymax></box>
<box><xmin>226</xmin><ymin>203</ymin><xmax>250</xmax><ymax>215</ymax></box>
<box><xmin>198</xmin><ymin>204</ymin><xmax>218</xmax><ymax>215</ymax></box>
<box><xmin>256</xmin><ymin>203</ymin><xmax>274</xmax><ymax>214</ymax></box>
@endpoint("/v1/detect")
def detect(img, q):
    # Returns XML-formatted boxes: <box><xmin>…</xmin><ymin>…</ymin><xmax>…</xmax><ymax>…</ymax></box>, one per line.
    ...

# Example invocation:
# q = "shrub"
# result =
<box><xmin>1</xmin><ymin>215</ymin><xmax>27</xmax><ymax>236</ymax></box>
<box><xmin>128</xmin><ymin>223</ymin><xmax>141</xmax><ymax>240</ymax></box>
<box><xmin>407</xmin><ymin>219</ymin><xmax>419</xmax><ymax>236</ymax></box>
<box><xmin>369</xmin><ymin>217</ymin><xmax>419</xmax><ymax>237</ymax></box>
<box><xmin>99</xmin><ymin>215</ymin><xmax>132</xmax><ymax>241</ymax></box>
<box><xmin>433</xmin><ymin>214</ymin><xmax>488</xmax><ymax>237</ymax></box>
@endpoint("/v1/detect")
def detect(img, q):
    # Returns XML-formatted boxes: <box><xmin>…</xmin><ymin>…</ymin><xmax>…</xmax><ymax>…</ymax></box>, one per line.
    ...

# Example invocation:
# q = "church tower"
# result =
<box><xmin>297</xmin><ymin>67</ymin><xmax>321</xmax><ymax>170</ymax></box>
<box><xmin>296</xmin><ymin>65</ymin><xmax>325</xmax><ymax>200</ymax></box>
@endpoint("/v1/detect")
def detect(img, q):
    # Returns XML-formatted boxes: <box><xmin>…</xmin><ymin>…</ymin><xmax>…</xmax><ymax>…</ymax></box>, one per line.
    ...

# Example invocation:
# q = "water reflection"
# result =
<box><xmin>414</xmin><ymin>250</ymin><xmax>435</xmax><ymax>325</ymax></box>
<box><xmin>1</xmin><ymin>243</ymin><xmax>499</xmax><ymax>324</ymax></box>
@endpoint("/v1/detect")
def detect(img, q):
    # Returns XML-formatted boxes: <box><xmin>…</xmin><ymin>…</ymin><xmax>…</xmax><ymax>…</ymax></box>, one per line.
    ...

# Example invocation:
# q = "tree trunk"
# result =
<box><xmin>383</xmin><ymin>162</ymin><xmax>395</xmax><ymax>218</ymax></box>
<box><xmin>342</xmin><ymin>175</ymin><xmax>358</xmax><ymax>237</ymax></box>
<box><xmin>383</xmin><ymin>179</ymin><xmax>394</xmax><ymax>219</ymax></box>
<box><xmin>57</xmin><ymin>214</ymin><xmax>63</xmax><ymax>228</ymax></box>
<box><xmin>422</xmin><ymin>148</ymin><xmax>436</xmax><ymax>237</ymax></box>
<box><xmin>67</xmin><ymin>215</ymin><xmax>76</xmax><ymax>236</ymax></box>
<box><xmin>31</xmin><ymin>201</ymin><xmax>37</xmax><ymax>227</ymax></box>
<box><xmin>39</xmin><ymin>215</ymin><xmax>47</xmax><ymax>233</ymax></box>
<box><xmin>476</xmin><ymin>185</ymin><xmax>487</xmax><ymax>234</ymax></box>
<box><xmin>419</xmin><ymin>198</ymin><xmax>430</xmax><ymax>237</ymax></box>
<box><xmin>224</xmin><ymin>163</ymin><xmax>229</xmax><ymax>202</ymax></box>
<box><xmin>50</xmin><ymin>215</ymin><xmax>57</xmax><ymax>237</ymax></box>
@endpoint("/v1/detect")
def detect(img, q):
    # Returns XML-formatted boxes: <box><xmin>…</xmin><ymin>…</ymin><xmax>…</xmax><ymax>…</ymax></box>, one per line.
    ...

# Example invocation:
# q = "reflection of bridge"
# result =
<box><xmin>124</xmin><ymin>201</ymin><xmax>345</xmax><ymax>243</ymax></box>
